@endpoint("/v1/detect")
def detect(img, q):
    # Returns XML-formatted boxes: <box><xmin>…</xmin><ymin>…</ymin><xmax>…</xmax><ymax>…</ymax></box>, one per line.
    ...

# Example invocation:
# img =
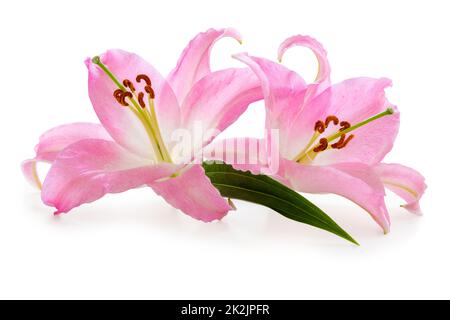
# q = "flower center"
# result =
<box><xmin>92</xmin><ymin>57</ymin><xmax>172</xmax><ymax>163</ymax></box>
<box><xmin>294</xmin><ymin>107</ymin><xmax>395</xmax><ymax>164</ymax></box>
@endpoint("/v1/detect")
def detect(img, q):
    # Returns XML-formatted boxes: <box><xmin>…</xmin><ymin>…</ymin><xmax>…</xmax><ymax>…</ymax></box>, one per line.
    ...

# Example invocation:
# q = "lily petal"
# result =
<box><xmin>41</xmin><ymin>139</ymin><xmax>178</xmax><ymax>214</ymax></box>
<box><xmin>278</xmin><ymin>34</ymin><xmax>331</xmax><ymax>87</ymax></box>
<box><xmin>232</xmin><ymin>53</ymin><xmax>307</xmax><ymax>157</ymax></box>
<box><xmin>374</xmin><ymin>163</ymin><xmax>427</xmax><ymax>215</ymax></box>
<box><xmin>168</xmin><ymin>28</ymin><xmax>242</xmax><ymax>104</ymax></box>
<box><xmin>150</xmin><ymin>164</ymin><xmax>233</xmax><ymax>222</ymax></box>
<box><xmin>282</xmin><ymin>160</ymin><xmax>391</xmax><ymax>233</ymax></box>
<box><xmin>86</xmin><ymin>49</ymin><xmax>180</xmax><ymax>159</ymax></box>
<box><xmin>180</xmin><ymin>68</ymin><xmax>262</xmax><ymax>159</ymax></box>
<box><xmin>21</xmin><ymin>123</ymin><xmax>111</xmax><ymax>189</ymax></box>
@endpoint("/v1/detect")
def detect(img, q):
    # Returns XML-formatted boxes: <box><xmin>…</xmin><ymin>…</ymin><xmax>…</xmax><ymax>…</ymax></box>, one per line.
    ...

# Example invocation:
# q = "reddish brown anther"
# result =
<box><xmin>313</xmin><ymin>138</ymin><xmax>329</xmax><ymax>153</ymax></box>
<box><xmin>145</xmin><ymin>86</ymin><xmax>155</xmax><ymax>99</ymax></box>
<box><xmin>332</xmin><ymin>134</ymin><xmax>354</xmax><ymax>149</ymax></box>
<box><xmin>136</xmin><ymin>74</ymin><xmax>152</xmax><ymax>87</ymax></box>
<box><xmin>123</xmin><ymin>79</ymin><xmax>136</xmax><ymax>92</ymax></box>
<box><xmin>331</xmin><ymin>134</ymin><xmax>346</xmax><ymax>149</ymax></box>
<box><xmin>119</xmin><ymin>91</ymin><xmax>133</xmax><ymax>107</ymax></box>
<box><xmin>113</xmin><ymin>89</ymin><xmax>123</xmax><ymax>101</ymax></box>
<box><xmin>340</xmin><ymin>121</ymin><xmax>351</xmax><ymax>131</ymax></box>
<box><xmin>138</xmin><ymin>92</ymin><xmax>146</xmax><ymax>109</ymax></box>
<box><xmin>314</xmin><ymin>121</ymin><xmax>326</xmax><ymax>134</ymax></box>
<box><xmin>325</xmin><ymin>115</ymin><xmax>339</xmax><ymax>128</ymax></box>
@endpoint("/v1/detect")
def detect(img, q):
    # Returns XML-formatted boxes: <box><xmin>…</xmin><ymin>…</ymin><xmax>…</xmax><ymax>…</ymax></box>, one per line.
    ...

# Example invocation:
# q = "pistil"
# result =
<box><xmin>92</xmin><ymin>56</ymin><xmax>172</xmax><ymax>163</ymax></box>
<box><xmin>295</xmin><ymin>107</ymin><xmax>395</xmax><ymax>163</ymax></box>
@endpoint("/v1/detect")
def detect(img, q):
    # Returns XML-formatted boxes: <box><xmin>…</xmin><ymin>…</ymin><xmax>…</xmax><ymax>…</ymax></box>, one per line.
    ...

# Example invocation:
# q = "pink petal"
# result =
<box><xmin>168</xmin><ymin>28</ymin><xmax>242</xmax><ymax>104</ymax></box>
<box><xmin>41</xmin><ymin>139</ymin><xmax>178</xmax><ymax>214</ymax></box>
<box><xmin>21</xmin><ymin>123</ymin><xmax>111</xmax><ymax>189</ymax></box>
<box><xmin>180</xmin><ymin>68</ymin><xmax>262</xmax><ymax>158</ymax></box>
<box><xmin>150</xmin><ymin>164</ymin><xmax>232</xmax><ymax>222</ymax></box>
<box><xmin>374</xmin><ymin>163</ymin><xmax>427</xmax><ymax>215</ymax></box>
<box><xmin>278</xmin><ymin>34</ymin><xmax>331</xmax><ymax>88</ymax></box>
<box><xmin>232</xmin><ymin>53</ymin><xmax>307</xmax><ymax>157</ymax></box>
<box><xmin>310</xmin><ymin>78</ymin><xmax>400</xmax><ymax>166</ymax></box>
<box><xmin>282</xmin><ymin>160</ymin><xmax>391</xmax><ymax>233</ymax></box>
<box><xmin>86</xmin><ymin>50</ymin><xmax>180</xmax><ymax>159</ymax></box>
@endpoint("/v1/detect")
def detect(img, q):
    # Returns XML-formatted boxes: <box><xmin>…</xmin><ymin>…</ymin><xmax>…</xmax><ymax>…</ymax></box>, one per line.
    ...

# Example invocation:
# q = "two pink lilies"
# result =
<box><xmin>22</xmin><ymin>28</ymin><xmax>426</xmax><ymax>234</ymax></box>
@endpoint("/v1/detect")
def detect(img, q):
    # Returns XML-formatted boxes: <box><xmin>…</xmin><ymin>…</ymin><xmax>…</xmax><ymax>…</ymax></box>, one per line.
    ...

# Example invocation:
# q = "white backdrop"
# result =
<box><xmin>1</xmin><ymin>0</ymin><xmax>449</xmax><ymax>299</ymax></box>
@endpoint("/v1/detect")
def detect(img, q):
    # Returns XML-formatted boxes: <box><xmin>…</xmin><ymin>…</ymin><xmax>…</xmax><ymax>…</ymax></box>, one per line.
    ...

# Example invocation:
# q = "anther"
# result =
<box><xmin>113</xmin><ymin>89</ymin><xmax>124</xmax><ymax>104</ymax></box>
<box><xmin>119</xmin><ymin>92</ymin><xmax>133</xmax><ymax>107</ymax></box>
<box><xmin>332</xmin><ymin>134</ymin><xmax>354</xmax><ymax>149</ymax></box>
<box><xmin>325</xmin><ymin>116</ymin><xmax>339</xmax><ymax>128</ymax></box>
<box><xmin>123</xmin><ymin>79</ymin><xmax>136</xmax><ymax>92</ymax></box>
<box><xmin>138</xmin><ymin>92</ymin><xmax>146</xmax><ymax>109</ymax></box>
<box><xmin>145</xmin><ymin>86</ymin><xmax>155</xmax><ymax>99</ymax></box>
<box><xmin>340</xmin><ymin>121</ymin><xmax>351</xmax><ymax>131</ymax></box>
<box><xmin>314</xmin><ymin>121</ymin><xmax>325</xmax><ymax>134</ymax></box>
<box><xmin>313</xmin><ymin>138</ymin><xmax>328</xmax><ymax>153</ymax></box>
<box><xmin>136</xmin><ymin>74</ymin><xmax>152</xmax><ymax>86</ymax></box>
<box><xmin>331</xmin><ymin>134</ymin><xmax>346</xmax><ymax>149</ymax></box>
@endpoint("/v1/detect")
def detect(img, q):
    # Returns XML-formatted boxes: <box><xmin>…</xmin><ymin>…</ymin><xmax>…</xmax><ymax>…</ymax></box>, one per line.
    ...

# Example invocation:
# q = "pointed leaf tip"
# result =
<box><xmin>202</xmin><ymin>161</ymin><xmax>358</xmax><ymax>245</ymax></box>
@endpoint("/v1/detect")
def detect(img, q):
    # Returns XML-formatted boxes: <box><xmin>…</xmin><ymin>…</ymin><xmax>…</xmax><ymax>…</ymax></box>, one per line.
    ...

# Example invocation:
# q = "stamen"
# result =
<box><xmin>136</xmin><ymin>74</ymin><xmax>152</xmax><ymax>86</ymax></box>
<box><xmin>113</xmin><ymin>89</ymin><xmax>124</xmax><ymax>104</ymax></box>
<box><xmin>313</xmin><ymin>138</ymin><xmax>328</xmax><ymax>153</ymax></box>
<box><xmin>119</xmin><ymin>92</ymin><xmax>133</xmax><ymax>107</ymax></box>
<box><xmin>339</xmin><ymin>134</ymin><xmax>354</xmax><ymax>149</ymax></box>
<box><xmin>314</xmin><ymin>121</ymin><xmax>325</xmax><ymax>133</ymax></box>
<box><xmin>340</xmin><ymin>121</ymin><xmax>351</xmax><ymax>131</ymax></box>
<box><xmin>331</xmin><ymin>134</ymin><xmax>346</xmax><ymax>149</ymax></box>
<box><xmin>325</xmin><ymin>116</ymin><xmax>339</xmax><ymax>128</ymax></box>
<box><xmin>92</xmin><ymin>56</ymin><xmax>171</xmax><ymax>163</ymax></box>
<box><xmin>145</xmin><ymin>86</ymin><xmax>156</xmax><ymax>99</ymax></box>
<box><xmin>138</xmin><ymin>92</ymin><xmax>146</xmax><ymax>109</ymax></box>
<box><xmin>123</xmin><ymin>79</ymin><xmax>136</xmax><ymax>92</ymax></box>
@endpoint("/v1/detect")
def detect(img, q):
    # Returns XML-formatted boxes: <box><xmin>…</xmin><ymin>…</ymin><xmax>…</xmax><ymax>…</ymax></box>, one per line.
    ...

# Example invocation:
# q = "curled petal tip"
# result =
<box><xmin>401</xmin><ymin>203</ymin><xmax>424</xmax><ymax>216</ymax></box>
<box><xmin>277</xmin><ymin>50</ymin><xmax>284</xmax><ymax>63</ymax></box>
<box><xmin>222</xmin><ymin>27</ymin><xmax>243</xmax><ymax>44</ymax></box>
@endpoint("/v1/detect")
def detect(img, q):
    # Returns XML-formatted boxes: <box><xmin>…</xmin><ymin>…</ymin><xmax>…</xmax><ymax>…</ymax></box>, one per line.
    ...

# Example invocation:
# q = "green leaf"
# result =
<box><xmin>203</xmin><ymin>161</ymin><xmax>358</xmax><ymax>245</ymax></box>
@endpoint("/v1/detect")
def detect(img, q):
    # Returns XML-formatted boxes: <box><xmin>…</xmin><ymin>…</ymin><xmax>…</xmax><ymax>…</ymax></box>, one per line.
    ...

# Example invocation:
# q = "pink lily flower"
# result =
<box><xmin>213</xmin><ymin>35</ymin><xmax>426</xmax><ymax>233</ymax></box>
<box><xmin>22</xmin><ymin>28</ymin><xmax>261</xmax><ymax>221</ymax></box>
